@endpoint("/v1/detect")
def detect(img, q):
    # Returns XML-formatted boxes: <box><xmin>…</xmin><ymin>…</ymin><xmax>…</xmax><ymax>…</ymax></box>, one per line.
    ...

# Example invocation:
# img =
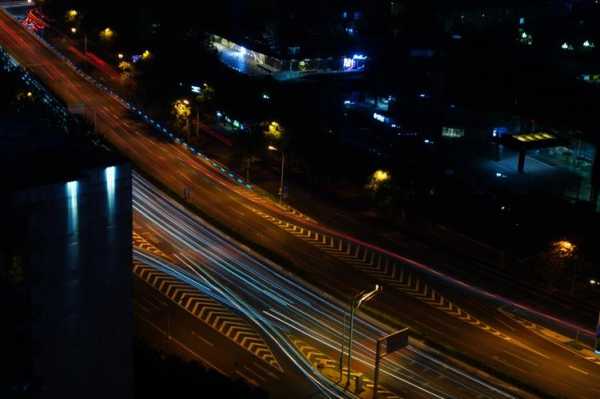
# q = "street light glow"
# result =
<box><xmin>66</xmin><ymin>9</ymin><xmax>78</xmax><ymax>22</ymax></box>
<box><xmin>100</xmin><ymin>27</ymin><xmax>114</xmax><ymax>40</ymax></box>
<box><xmin>373</xmin><ymin>170</ymin><xmax>390</xmax><ymax>183</ymax></box>
<box><xmin>554</xmin><ymin>240</ymin><xmax>576</xmax><ymax>258</ymax></box>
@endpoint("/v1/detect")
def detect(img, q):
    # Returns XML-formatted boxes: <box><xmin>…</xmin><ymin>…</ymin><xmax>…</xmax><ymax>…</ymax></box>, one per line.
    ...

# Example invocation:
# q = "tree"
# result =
<box><xmin>538</xmin><ymin>240</ymin><xmax>579</xmax><ymax>291</ymax></box>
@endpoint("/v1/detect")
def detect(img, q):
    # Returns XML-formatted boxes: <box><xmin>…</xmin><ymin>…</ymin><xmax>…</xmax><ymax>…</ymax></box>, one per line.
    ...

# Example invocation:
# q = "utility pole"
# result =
<box><xmin>278</xmin><ymin>152</ymin><xmax>285</xmax><ymax>202</ymax></box>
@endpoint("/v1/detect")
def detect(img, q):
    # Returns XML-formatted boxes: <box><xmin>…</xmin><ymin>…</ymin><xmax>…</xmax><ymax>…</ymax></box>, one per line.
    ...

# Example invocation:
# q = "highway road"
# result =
<box><xmin>1</xmin><ymin>8</ymin><xmax>599</xmax><ymax>397</ymax></box>
<box><xmin>133</xmin><ymin>173</ymin><xmax>525</xmax><ymax>399</ymax></box>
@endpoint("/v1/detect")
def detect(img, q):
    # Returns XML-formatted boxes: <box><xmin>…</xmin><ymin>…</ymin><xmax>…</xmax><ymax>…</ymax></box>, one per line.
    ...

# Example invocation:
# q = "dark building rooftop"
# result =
<box><xmin>1</xmin><ymin>116</ymin><xmax>124</xmax><ymax>192</ymax></box>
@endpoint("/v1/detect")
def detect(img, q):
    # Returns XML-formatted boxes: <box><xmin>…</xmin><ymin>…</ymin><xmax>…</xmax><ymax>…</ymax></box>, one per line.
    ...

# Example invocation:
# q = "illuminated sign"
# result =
<box><xmin>513</xmin><ymin>132</ymin><xmax>554</xmax><ymax>142</ymax></box>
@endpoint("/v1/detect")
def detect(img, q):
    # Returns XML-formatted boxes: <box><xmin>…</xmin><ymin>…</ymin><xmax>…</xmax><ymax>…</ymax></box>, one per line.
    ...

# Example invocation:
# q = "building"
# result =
<box><xmin>209</xmin><ymin>33</ymin><xmax>368</xmax><ymax>80</ymax></box>
<box><xmin>0</xmin><ymin>118</ymin><xmax>133</xmax><ymax>399</ymax></box>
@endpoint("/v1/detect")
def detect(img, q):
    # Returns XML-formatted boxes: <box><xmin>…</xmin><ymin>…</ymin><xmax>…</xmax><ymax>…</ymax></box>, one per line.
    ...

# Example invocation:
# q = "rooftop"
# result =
<box><xmin>0</xmin><ymin>116</ymin><xmax>125</xmax><ymax>192</ymax></box>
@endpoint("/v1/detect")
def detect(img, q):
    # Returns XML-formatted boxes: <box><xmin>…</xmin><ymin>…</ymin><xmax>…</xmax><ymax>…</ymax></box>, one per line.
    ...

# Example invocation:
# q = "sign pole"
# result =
<box><xmin>373</xmin><ymin>338</ymin><xmax>383</xmax><ymax>399</ymax></box>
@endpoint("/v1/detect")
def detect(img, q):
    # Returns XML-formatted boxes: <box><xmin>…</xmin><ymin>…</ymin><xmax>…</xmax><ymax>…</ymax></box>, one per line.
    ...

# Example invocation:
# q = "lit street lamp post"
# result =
<box><xmin>268</xmin><ymin>145</ymin><xmax>285</xmax><ymax>202</ymax></box>
<box><xmin>345</xmin><ymin>285</ymin><xmax>382</xmax><ymax>386</ymax></box>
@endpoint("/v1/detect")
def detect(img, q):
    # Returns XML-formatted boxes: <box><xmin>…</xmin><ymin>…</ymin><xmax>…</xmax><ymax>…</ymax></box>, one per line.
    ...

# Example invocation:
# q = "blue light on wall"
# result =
<box><xmin>105</xmin><ymin>166</ymin><xmax>117</xmax><ymax>217</ymax></box>
<box><xmin>66</xmin><ymin>180</ymin><xmax>79</xmax><ymax>233</ymax></box>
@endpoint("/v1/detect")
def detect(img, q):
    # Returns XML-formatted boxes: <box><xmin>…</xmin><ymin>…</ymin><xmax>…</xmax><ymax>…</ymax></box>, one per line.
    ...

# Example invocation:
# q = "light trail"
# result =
<box><xmin>132</xmin><ymin>173</ymin><xmax>517</xmax><ymax>399</ymax></box>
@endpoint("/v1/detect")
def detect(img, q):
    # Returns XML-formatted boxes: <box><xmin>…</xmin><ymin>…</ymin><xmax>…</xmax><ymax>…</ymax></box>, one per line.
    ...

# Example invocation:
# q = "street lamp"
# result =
<box><xmin>367</xmin><ymin>169</ymin><xmax>391</xmax><ymax>192</ymax></box>
<box><xmin>100</xmin><ymin>27</ymin><xmax>114</xmax><ymax>41</ymax></box>
<box><xmin>268</xmin><ymin>145</ymin><xmax>285</xmax><ymax>202</ymax></box>
<box><xmin>345</xmin><ymin>284</ymin><xmax>382</xmax><ymax>385</ymax></box>
<box><xmin>66</xmin><ymin>9</ymin><xmax>78</xmax><ymax>23</ymax></box>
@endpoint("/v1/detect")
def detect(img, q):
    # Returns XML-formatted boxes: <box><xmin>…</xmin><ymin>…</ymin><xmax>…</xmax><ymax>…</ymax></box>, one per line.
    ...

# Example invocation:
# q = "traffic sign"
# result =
<box><xmin>384</xmin><ymin>328</ymin><xmax>409</xmax><ymax>355</ymax></box>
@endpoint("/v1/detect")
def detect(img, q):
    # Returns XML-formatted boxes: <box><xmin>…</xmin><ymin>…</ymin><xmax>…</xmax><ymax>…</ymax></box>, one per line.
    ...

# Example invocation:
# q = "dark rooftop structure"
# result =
<box><xmin>1</xmin><ymin>116</ymin><xmax>133</xmax><ymax>399</ymax></box>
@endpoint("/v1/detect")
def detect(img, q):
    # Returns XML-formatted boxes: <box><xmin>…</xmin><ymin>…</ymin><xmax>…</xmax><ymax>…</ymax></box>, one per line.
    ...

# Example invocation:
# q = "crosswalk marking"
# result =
<box><xmin>133</xmin><ymin>260</ymin><xmax>283</xmax><ymax>372</ymax></box>
<box><xmin>248</xmin><ymin>206</ymin><xmax>513</xmax><ymax>342</ymax></box>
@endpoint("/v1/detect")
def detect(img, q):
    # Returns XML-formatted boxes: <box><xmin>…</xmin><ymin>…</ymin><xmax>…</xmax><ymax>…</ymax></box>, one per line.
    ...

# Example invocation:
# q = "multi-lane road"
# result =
<box><xmin>132</xmin><ymin>173</ymin><xmax>525</xmax><ymax>399</ymax></box>
<box><xmin>1</xmin><ymin>7</ymin><xmax>599</xmax><ymax>397</ymax></box>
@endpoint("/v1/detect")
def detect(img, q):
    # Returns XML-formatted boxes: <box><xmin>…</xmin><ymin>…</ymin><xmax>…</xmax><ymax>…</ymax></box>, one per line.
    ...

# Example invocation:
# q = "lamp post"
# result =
<box><xmin>346</xmin><ymin>285</ymin><xmax>382</xmax><ymax>385</ymax></box>
<box><xmin>268</xmin><ymin>145</ymin><xmax>285</xmax><ymax>202</ymax></box>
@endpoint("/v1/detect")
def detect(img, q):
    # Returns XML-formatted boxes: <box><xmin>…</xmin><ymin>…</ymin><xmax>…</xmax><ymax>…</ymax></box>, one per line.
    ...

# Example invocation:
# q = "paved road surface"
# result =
<box><xmin>1</xmin><ymin>10</ymin><xmax>599</xmax><ymax>397</ymax></box>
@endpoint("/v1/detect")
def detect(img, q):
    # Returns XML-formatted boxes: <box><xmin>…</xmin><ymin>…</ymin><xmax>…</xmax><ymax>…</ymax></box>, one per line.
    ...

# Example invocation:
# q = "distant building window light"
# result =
<box><xmin>561</xmin><ymin>42</ymin><xmax>574</xmax><ymax>51</ymax></box>
<box><xmin>352</xmin><ymin>53</ymin><xmax>368</xmax><ymax>60</ymax></box>
<box><xmin>342</xmin><ymin>11</ymin><xmax>348</xmax><ymax>19</ymax></box>
<box><xmin>373</xmin><ymin>112</ymin><xmax>386</xmax><ymax>123</ymax></box>
<box><xmin>583</xmin><ymin>40</ymin><xmax>595</xmax><ymax>49</ymax></box>
<box><xmin>191</xmin><ymin>85</ymin><xmax>201</xmax><ymax>94</ymax></box>
<box><xmin>519</xmin><ymin>30</ymin><xmax>533</xmax><ymax>46</ymax></box>
<box><xmin>492</xmin><ymin>127</ymin><xmax>508</xmax><ymax>137</ymax></box>
<box><xmin>346</xmin><ymin>27</ymin><xmax>355</xmax><ymax>35</ymax></box>
<box><xmin>343</xmin><ymin>57</ymin><xmax>355</xmax><ymax>70</ymax></box>
<box><xmin>442</xmin><ymin>127</ymin><xmax>465</xmax><ymax>138</ymax></box>
<box><xmin>519</xmin><ymin>17</ymin><xmax>525</xmax><ymax>25</ymax></box>
<box><xmin>451</xmin><ymin>34</ymin><xmax>462</xmax><ymax>40</ymax></box>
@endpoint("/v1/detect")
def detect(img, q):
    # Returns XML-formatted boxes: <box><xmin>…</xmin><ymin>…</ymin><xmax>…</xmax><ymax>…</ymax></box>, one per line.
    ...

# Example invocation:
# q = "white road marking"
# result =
<box><xmin>501</xmin><ymin>350</ymin><xmax>539</xmax><ymax>367</ymax></box>
<box><xmin>569</xmin><ymin>365</ymin><xmax>590</xmax><ymax>376</ymax></box>
<box><xmin>191</xmin><ymin>330</ymin><xmax>214</xmax><ymax>347</ymax></box>
<box><xmin>495</xmin><ymin>317</ymin><xmax>516</xmax><ymax>332</ymax></box>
